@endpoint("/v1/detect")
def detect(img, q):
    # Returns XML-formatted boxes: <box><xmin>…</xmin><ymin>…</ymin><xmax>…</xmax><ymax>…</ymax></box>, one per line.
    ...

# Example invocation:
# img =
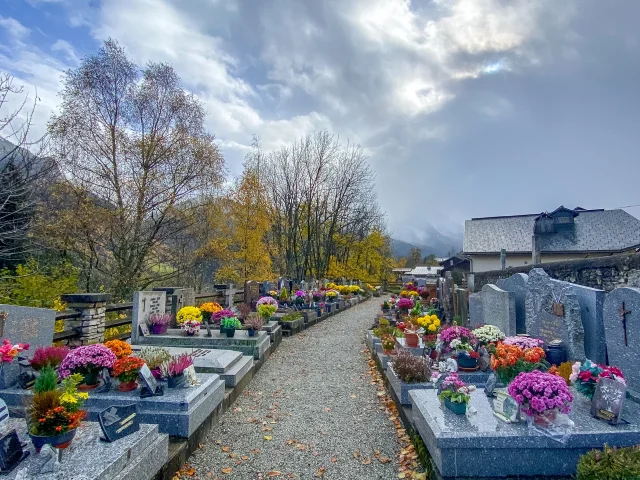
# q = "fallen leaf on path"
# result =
<box><xmin>350</xmin><ymin>394</ymin><xmax>356</xmax><ymax>398</ymax></box>
<box><xmin>241</xmin><ymin>455</ymin><xmax>249</xmax><ymax>461</ymax></box>
<box><xmin>264</xmin><ymin>435</ymin><xmax>273</xmax><ymax>441</ymax></box>
<box><xmin>267</xmin><ymin>472</ymin><xmax>281</xmax><ymax>477</ymax></box>
<box><xmin>263</xmin><ymin>427</ymin><xmax>273</xmax><ymax>432</ymax></box>
<box><xmin>221</xmin><ymin>467</ymin><xmax>233</xmax><ymax>474</ymax></box>
<box><xmin>361</xmin><ymin>458</ymin><xmax>372</xmax><ymax>465</ymax></box>
<box><xmin>251</xmin><ymin>449</ymin><xmax>261</xmax><ymax>454</ymax></box>
<box><xmin>330</xmin><ymin>457</ymin><xmax>337</xmax><ymax>463</ymax></box>
<box><xmin>221</xmin><ymin>446</ymin><xmax>231</xmax><ymax>453</ymax></box>
<box><xmin>352</xmin><ymin>450</ymin><xmax>360</xmax><ymax>459</ymax></box>
<box><xmin>314</xmin><ymin>466</ymin><xmax>326</xmax><ymax>478</ymax></box>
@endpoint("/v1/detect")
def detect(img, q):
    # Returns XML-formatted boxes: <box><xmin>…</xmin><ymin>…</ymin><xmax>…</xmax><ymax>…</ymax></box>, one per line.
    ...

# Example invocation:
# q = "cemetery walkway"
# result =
<box><xmin>187</xmin><ymin>300</ymin><xmax>402</xmax><ymax>479</ymax></box>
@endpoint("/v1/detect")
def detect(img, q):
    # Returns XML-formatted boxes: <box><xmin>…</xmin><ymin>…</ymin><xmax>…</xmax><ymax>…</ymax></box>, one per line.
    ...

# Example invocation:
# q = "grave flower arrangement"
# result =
<box><xmin>508</xmin><ymin>370</ymin><xmax>573</xmax><ymax>417</ymax></box>
<box><xmin>30</xmin><ymin>346</ymin><xmax>70</xmax><ymax>371</ymax></box>
<box><xmin>112</xmin><ymin>356</ymin><xmax>145</xmax><ymax>391</ymax></box>
<box><xmin>181</xmin><ymin>319</ymin><xmax>201</xmax><ymax>336</ymax></box>
<box><xmin>438</xmin><ymin>326</ymin><xmax>477</xmax><ymax>353</ymax></box>
<box><xmin>373</xmin><ymin>318</ymin><xmax>394</xmax><ymax>338</ymax></box>
<box><xmin>392</xmin><ymin>350</ymin><xmax>429</xmax><ymax>384</ymax></box>
<box><xmin>257</xmin><ymin>296</ymin><xmax>279</xmax><ymax>307</ymax></box>
<box><xmin>269</xmin><ymin>290</ymin><xmax>279</xmax><ymax>298</ymax></box>
<box><xmin>569</xmin><ymin>360</ymin><xmax>626</xmax><ymax>399</ymax></box>
<box><xmin>294</xmin><ymin>290</ymin><xmax>306</xmax><ymax>305</ymax></box>
<box><xmin>312</xmin><ymin>290</ymin><xmax>324</xmax><ymax>302</ymax></box>
<box><xmin>490</xmin><ymin>342</ymin><xmax>548</xmax><ymax>385</ymax></box>
<box><xmin>199</xmin><ymin>302</ymin><xmax>223</xmax><ymax>324</ymax></box>
<box><xmin>160</xmin><ymin>353</ymin><xmax>193</xmax><ymax>388</ymax></box>
<box><xmin>211</xmin><ymin>308</ymin><xmax>236</xmax><ymax>323</ymax></box>
<box><xmin>503</xmin><ymin>336</ymin><xmax>544</xmax><ymax>349</ymax></box>
<box><xmin>59</xmin><ymin>344</ymin><xmax>117</xmax><ymax>388</ymax></box>
<box><xmin>221</xmin><ymin>317</ymin><xmax>242</xmax><ymax>337</ymax></box>
<box><xmin>176</xmin><ymin>306</ymin><xmax>203</xmax><ymax>325</ymax></box>
<box><xmin>257</xmin><ymin>303</ymin><xmax>277</xmax><ymax>321</ymax></box>
<box><xmin>104</xmin><ymin>339</ymin><xmax>132</xmax><ymax>359</ymax></box>
<box><xmin>147</xmin><ymin>313</ymin><xmax>171</xmax><ymax>334</ymax></box>
<box><xmin>381</xmin><ymin>334</ymin><xmax>396</xmax><ymax>354</ymax></box>
<box><xmin>244</xmin><ymin>315</ymin><xmax>263</xmax><ymax>336</ymax></box>
<box><xmin>325</xmin><ymin>290</ymin><xmax>338</xmax><ymax>300</ymax></box>
<box><xmin>438</xmin><ymin>372</ymin><xmax>471</xmax><ymax>414</ymax></box>
<box><xmin>138</xmin><ymin>347</ymin><xmax>171</xmax><ymax>379</ymax></box>
<box><xmin>396</xmin><ymin>297</ymin><xmax>414</xmax><ymax>313</ymax></box>
<box><xmin>381</xmin><ymin>300</ymin><xmax>391</xmax><ymax>311</ymax></box>
<box><xmin>0</xmin><ymin>338</ymin><xmax>29</xmax><ymax>363</ymax></box>
<box><xmin>418</xmin><ymin>287</ymin><xmax>430</xmax><ymax>299</ymax></box>
<box><xmin>473</xmin><ymin>325</ymin><xmax>505</xmax><ymax>345</ymax></box>
<box><xmin>28</xmin><ymin>366</ymin><xmax>88</xmax><ymax>451</ymax></box>
<box><xmin>416</xmin><ymin>314</ymin><xmax>440</xmax><ymax>333</ymax></box>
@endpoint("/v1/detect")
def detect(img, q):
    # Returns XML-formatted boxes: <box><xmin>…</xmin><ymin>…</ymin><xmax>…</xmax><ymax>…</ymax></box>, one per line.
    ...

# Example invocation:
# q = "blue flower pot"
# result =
<box><xmin>456</xmin><ymin>354</ymin><xmax>478</xmax><ymax>369</ymax></box>
<box><xmin>29</xmin><ymin>428</ymin><xmax>77</xmax><ymax>452</ymax></box>
<box><xmin>247</xmin><ymin>328</ymin><xmax>256</xmax><ymax>337</ymax></box>
<box><xmin>444</xmin><ymin>397</ymin><xmax>467</xmax><ymax>415</ymax></box>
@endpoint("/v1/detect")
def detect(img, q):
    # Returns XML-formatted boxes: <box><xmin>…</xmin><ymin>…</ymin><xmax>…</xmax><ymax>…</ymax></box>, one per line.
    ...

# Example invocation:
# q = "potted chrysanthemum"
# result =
<box><xmin>112</xmin><ymin>356</ymin><xmax>145</xmax><ymax>391</ymax></box>
<box><xmin>59</xmin><ymin>344</ymin><xmax>117</xmax><ymax>390</ymax></box>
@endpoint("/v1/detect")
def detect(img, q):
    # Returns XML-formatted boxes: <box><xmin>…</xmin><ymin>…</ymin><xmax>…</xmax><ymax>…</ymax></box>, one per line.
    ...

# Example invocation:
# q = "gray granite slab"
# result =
<box><xmin>136</xmin><ymin>329</ymin><xmax>269</xmax><ymax>360</ymax></box>
<box><xmin>217</xmin><ymin>355</ymin><xmax>253</xmax><ymax>387</ymax></box>
<box><xmin>0</xmin><ymin>304</ymin><xmax>56</xmax><ymax>350</ymax></box>
<box><xmin>1</xmin><ymin>374</ymin><xmax>225</xmax><ymax>438</ymax></box>
<box><xmin>3</xmin><ymin>419</ymin><xmax>167</xmax><ymax>480</ymax></box>
<box><xmin>604</xmin><ymin>287</ymin><xmax>640</xmax><ymax>397</ymax></box>
<box><xmin>410</xmin><ymin>388</ymin><xmax>640</xmax><ymax>478</ymax></box>
<box><xmin>386</xmin><ymin>364</ymin><xmax>433</xmax><ymax>406</ymax></box>
<box><xmin>468</xmin><ymin>293</ymin><xmax>483</xmax><ymax>328</ymax></box>
<box><xmin>496</xmin><ymin>273</ymin><xmax>528</xmax><ymax>334</ymax></box>
<box><xmin>525</xmin><ymin>268</ymin><xmax>585</xmax><ymax>361</ymax></box>
<box><xmin>131</xmin><ymin>345</ymin><xmax>242</xmax><ymax>373</ymax></box>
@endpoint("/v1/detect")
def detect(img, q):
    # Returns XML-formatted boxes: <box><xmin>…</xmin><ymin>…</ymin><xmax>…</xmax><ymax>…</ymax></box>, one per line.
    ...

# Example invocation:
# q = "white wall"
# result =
<box><xmin>469</xmin><ymin>252</ymin><xmax>597</xmax><ymax>273</ymax></box>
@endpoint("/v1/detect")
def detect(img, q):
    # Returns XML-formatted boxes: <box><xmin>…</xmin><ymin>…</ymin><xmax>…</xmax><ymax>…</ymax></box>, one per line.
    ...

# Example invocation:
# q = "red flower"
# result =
<box><xmin>469</xmin><ymin>351</ymin><xmax>480</xmax><ymax>359</ymax></box>
<box><xmin>578</xmin><ymin>370</ymin><xmax>594</xmax><ymax>382</ymax></box>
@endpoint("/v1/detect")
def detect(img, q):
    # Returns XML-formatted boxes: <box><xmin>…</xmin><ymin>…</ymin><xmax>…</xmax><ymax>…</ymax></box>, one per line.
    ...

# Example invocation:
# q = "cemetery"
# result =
<box><xmin>0</xmin><ymin>282</ymin><xmax>369</xmax><ymax>478</ymax></box>
<box><xmin>368</xmin><ymin>272</ymin><xmax>640</xmax><ymax>479</ymax></box>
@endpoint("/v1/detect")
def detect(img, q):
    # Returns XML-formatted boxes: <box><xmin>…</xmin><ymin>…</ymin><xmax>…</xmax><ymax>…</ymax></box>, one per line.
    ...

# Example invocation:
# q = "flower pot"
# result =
<box><xmin>456</xmin><ymin>355</ymin><xmax>478</xmax><ymax>370</ymax></box>
<box><xmin>247</xmin><ymin>328</ymin><xmax>256</xmax><ymax>337</ymax></box>
<box><xmin>167</xmin><ymin>373</ymin><xmax>186</xmax><ymax>389</ymax></box>
<box><xmin>405</xmin><ymin>333</ymin><xmax>419</xmax><ymax>348</ymax></box>
<box><xmin>383</xmin><ymin>349</ymin><xmax>395</xmax><ymax>355</ymax></box>
<box><xmin>220</xmin><ymin>325</ymin><xmax>226</xmax><ymax>335</ymax></box>
<box><xmin>444</xmin><ymin>397</ymin><xmax>467</xmax><ymax>415</ymax></box>
<box><xmin>545</xmin><ymin>343</ymin><xmax>567</xmax><ymax>366</ymax></box>
<box><xmin>226</xmin><ymin>327</ymin><xmax>236</xmax><ymax>338</ymax></box>
<box><xmin>185</xmin><ymin>331</ymin><xmax>196</xmax><ymax>337</ymax></box>
<box><xmin>151</xmin><ymin>368</ymin><xmax>163</xmax><ymax>380</ymax></box>
<box><xmin>29</xmin><ymin>428</ymin><xmax>77</xmax><ymax>452</ymax></box>
<box><xmin>78</xmin><ymin>371</ymin><xmax>99</xmax><ymax>390</ymax></box>
<box><xmin>149</xmin><ymin>324</ymin><xmax>168</xmax><ymax>335</ymax></box>
<box><xmin>118</xmin><ymin>380</ymin><xmax>138</xmax><ymax>392</ymax></box>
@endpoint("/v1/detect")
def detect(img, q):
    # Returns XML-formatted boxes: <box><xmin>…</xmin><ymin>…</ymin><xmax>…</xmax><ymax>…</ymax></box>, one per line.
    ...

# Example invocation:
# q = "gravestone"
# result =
<box><xmin>479</xmin><ymin>284</ymin><xmax>516</xmax><ymax>335</ymax></box>
<box><xmin>555</xmin><ymin>279</ymin><xmax>606</xmax><ymax>364</ymax></box>
<box><xmin>603</xmin><ymin>287</ymin><xmax>640</xmax><ymax>398</ymax></box>
<box><xmin>454</xmin><ymin>287</ymin><xmax>469</xmax><ymax>324</ymax></box>
<box><xmin>182</xmin><ymin>288</ymin><xmax>196</xmax><ymax>309</ymax></box>
<box><xmin>152</xmin><ymin>287</ymin><xmax>192</xmax><ymax>320</ymax></box>
<box><xmin>525</xmin><ymin>268</ymin><xmax>585</xmax><ymax>361</ymax></box>
<box><xmin>0</xmin><ymin>305</ymin><xmax>56</xmax><ymax>351</ymax></box>
<box><xmin>0</xmin><ymin>429</ymin><xmax>28</xmax><ymax>473</ymax></box>
<box><xmin>496</xmin><ymin>273</ymin><xmax>528</xmax><ymax>334</ymax></box>
<box><xmin>468</xmin><ymin>293</ymin><xmax>484</xmax><ymax>327</ymax></box>
<box><xmin>244</xmin><ymin>281</ymin><xmax>260</xmax><ymax>305</ymax></box>
<box><xmin>131</xmin><ymin>291</ymin><xmax>167</xmax><ymax>343</ymax></box>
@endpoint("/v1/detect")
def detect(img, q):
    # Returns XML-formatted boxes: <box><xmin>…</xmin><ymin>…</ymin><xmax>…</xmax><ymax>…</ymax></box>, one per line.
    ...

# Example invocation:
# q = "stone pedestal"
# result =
<box><xmin>3</xmin><ymin>419</ymin><xmax>167</xmax><ymax>480</ymax></box>
<box><xmin>60</xmin><ymin>293</ymin><xmax>111</xmax><ymax>346</ymax></box>
<box><xmin>279</xmin><ymin>318</ymin><xmax>304</xmax><ymax>336</ymax></box>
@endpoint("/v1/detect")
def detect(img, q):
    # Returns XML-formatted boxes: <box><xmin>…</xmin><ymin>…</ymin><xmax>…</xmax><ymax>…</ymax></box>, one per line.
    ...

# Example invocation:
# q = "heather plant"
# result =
<box><xmin>392</xmin><ymin>350</ymin><xmax>429</xmax><ymax>383</ymax></box>
<box><xmin>138</xmin><ymin>347</ymin><xmax>171</xmax><ymax>370</ymax></box>
<box><xmin>237</xmin><ymin>303</ymin><xmax>251</xmax><ymax>320</ymax></box>
<box><xmin>160</xmin><ymin>353</ymin><xmax>193</xmax><ymax>378</ymax></box>
<box><xmin>147</xmin><ymin>313</ymin><xmax>171</xmax><ymax>326</ymax></box>
<box><xmin>30</xmin><ymin>346</ymin><xmax>70</xmax><ymax>371</ymax></box>
<box><xmin>244</xmin><ymin>315</ymin><xmax>264</xmax><ymax>330</ymax></box>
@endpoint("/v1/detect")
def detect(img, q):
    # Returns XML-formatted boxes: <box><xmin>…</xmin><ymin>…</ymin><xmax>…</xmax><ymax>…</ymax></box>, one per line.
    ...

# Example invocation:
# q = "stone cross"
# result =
<box><xmin>619</xmin><ymin>302</ymin><xmax>632</xmax><ymax>346</ymax></box>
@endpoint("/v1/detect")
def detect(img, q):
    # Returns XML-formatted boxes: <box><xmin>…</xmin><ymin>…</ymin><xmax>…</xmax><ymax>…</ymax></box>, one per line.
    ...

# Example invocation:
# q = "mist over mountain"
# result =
<box><xmin>391</xmin><ymin>223</ymin><xmax>463</xmax><ymax>259</ymax></box>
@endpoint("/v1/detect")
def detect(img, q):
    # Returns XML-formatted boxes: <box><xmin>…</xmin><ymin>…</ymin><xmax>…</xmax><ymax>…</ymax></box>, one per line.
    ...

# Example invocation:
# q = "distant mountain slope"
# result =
<box><xmin>391</xmin><ymin>224</ymin><xmax>463</xmax><ymax>258</ymax></box>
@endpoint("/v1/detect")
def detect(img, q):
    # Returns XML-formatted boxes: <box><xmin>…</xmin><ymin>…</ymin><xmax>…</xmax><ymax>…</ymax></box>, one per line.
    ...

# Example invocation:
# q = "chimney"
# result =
<box><xmin>532</xmin><ymin>234</ymin><xmax>541</xmax><ymax>265</ymax></box>
<box><xmin>500</xmin><ymin>249</ymin><xmax>506</xmax><ymax>270</ymax></box>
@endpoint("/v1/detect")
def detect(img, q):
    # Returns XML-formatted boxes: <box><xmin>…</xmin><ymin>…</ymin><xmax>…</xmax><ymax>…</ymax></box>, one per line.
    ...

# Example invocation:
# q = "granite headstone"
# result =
<box><xmin>525</xmin><ymin>268</ymin><xmax>585</xmax><ymax>361</ymax></box>
<box><xmin>468</xmin><ymin>293</ymin><xmax>483</xmax><ymax>327</ymax></box>
<box><xmin>603</xmin><ymin>287</ymin><xmax>640</xmax><ymax>398</ymax></box>
<box><xmin>99</xmin><ymin>404</ymin><xmax>140</xmax><ymax>442</ymax></box>
<box><xmin>479</xmin><ymin>284</ymin><xmax>516</xmax><ymax>335</ymax></box>
<box><xmin>131</xmin><ymin>291</ymin><xmax>167</xmax><ymax>343</ymax></box>
<box><xmin>244</xmin><ymin>281</ymin><xmax>260</xmax><ymax>305</ymax></box>
<box><xmin>0</xmin><ymin>429</ymin><xmax>28</xmax><ymax>473</ymax></box>
<box><xmin>0</xmin><ymin>304</ymin><xmax>56</xmax><ymax>350</ymax></box>
<box><xmin>496</xmin><ymin>272</ymin><xmax>529</xmax><ymax>334</ymax></box>
<box><xmin>590</xmin><ymin>377</ymin><xmax>626</xmax><ymax>425</ymax></box>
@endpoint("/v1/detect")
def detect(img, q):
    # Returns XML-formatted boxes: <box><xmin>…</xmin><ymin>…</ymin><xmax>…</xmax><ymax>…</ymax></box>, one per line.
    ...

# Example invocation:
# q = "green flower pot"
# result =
<box><xmin>444</xmin><ymin>397</ymin><xmax>467</xmax><ymax>415</ymax></box>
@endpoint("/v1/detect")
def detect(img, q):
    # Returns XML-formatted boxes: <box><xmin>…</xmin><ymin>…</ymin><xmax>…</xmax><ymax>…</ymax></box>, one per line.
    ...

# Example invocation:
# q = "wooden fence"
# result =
<box><xmin>53</xmin><ymin>289</ymin><xmax>246</xmax><ymax>344</ymax></box>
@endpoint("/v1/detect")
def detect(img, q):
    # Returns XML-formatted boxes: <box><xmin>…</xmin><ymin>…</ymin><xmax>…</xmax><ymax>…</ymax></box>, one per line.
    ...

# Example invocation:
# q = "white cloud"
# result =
<box><xmin>0</xmin><ymin>16</ymin><xmax>31</xmax><ymax>39</ymax></box>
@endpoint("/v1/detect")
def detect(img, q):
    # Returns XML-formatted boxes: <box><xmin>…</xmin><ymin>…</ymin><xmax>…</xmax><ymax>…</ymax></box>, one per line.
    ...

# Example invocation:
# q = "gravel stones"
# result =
<box><xmin>187</xmin><ymin>300</ymin><xmax>400</xmax><ymax>479</ymax></box>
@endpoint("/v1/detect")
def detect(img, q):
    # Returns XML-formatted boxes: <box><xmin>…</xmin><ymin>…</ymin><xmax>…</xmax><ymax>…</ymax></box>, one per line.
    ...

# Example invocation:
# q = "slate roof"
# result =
<box><xmin>408</xmin><ymin>266</ymin><xmax>443</xmax><ymax>276</ymax></box>
<box><xmin>464</xmin><ymin>209</ymin><xmax>640</xmax><ymax>254</ymax></box>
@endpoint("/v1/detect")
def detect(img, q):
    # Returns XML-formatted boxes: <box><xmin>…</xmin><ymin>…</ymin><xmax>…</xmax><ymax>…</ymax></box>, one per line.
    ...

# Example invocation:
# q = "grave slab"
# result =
<box><xmin>135</xmin><ymin>329</ymin><xmax>269</xmax><ymax>360</ymax></box>
<box><xmin>603</xmin><ymin>287</ymin><xmax>640</xmax><ymax>399</ymax></box>
<box><xmin>2</xmin><ymin>419</ymin><xmax>167</xmax><ymax>480</ymax></box>
<box><xmin>410</xmin><ymin>388</ymin><xmax>640</xmax><ymax>479</ymax></box>
<box><xmin>0</xmin><ymin>304</ymin><xmax>56</xmax><ymax>350</ymax></box>
<box><xmin>496</xmin><ymin>273</ymin><xmax>528</xmax><ymax>334</ymax></box>
<box><xmin>0</xmin><ymin>374</ymin><xmax>225</xmax><ymax>438</ymax></box>
<box><xmin>525</xmin><ymin>268</ymin><xmax>585</xmax><ymax>361</ymax></box>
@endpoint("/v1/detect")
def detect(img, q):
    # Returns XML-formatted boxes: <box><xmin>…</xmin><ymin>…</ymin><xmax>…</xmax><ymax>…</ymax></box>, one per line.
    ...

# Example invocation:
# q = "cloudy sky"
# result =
<box><xmin>1</xmin><ymin>0</ymin><xmax>639</xmax><ymax>244</ymax></box>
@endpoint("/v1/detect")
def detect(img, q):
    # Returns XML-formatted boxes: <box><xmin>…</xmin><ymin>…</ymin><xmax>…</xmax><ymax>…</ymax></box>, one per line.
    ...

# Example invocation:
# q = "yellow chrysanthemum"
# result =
<box><xmin>428</xmin><ymin>324</ymin><xmax>437</xmax><ymax>332</ymax></box>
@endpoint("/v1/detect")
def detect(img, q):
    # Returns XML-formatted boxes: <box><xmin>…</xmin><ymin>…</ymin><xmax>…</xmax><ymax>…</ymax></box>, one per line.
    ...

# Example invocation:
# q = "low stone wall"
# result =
<box><xmin>471</xmin><ymin>253</ymin><xmax>640</xmax><ymax>293</ymax></box>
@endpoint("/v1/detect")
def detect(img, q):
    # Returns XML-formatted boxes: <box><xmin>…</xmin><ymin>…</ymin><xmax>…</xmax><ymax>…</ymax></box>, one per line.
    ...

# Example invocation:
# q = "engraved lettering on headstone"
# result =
<box><xmin>619</xmin><ymin>302</ymin><xmax>631</xmax><ymax>346</ymax></box>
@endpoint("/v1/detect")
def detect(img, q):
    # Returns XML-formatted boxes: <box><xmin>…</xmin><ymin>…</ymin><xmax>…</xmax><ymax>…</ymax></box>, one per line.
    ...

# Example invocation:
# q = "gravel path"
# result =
<box><xmin>187</xmin><ymin>300</ymin><xmax>400</xmax><ymax>479</ymax></box>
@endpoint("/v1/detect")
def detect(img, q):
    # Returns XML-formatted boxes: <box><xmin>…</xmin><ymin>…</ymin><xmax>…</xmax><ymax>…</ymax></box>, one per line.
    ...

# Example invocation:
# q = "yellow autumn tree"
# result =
<box><xmin>213</xmin><ymin>164</ymin><xmax>272</xmax><ymax>283</ymax></box>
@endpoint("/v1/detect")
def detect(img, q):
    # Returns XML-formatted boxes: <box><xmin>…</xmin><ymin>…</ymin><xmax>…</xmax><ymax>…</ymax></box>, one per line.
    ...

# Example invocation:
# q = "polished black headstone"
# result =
<box><xmin>139</xmin><ymin>364</ymin><xmax>163</xmax><ymax>398</ymax></box>
<box><xmin>98</xmin><ymin>404</ymin><xmax>140</xmax><ymax>442</ymax></box>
